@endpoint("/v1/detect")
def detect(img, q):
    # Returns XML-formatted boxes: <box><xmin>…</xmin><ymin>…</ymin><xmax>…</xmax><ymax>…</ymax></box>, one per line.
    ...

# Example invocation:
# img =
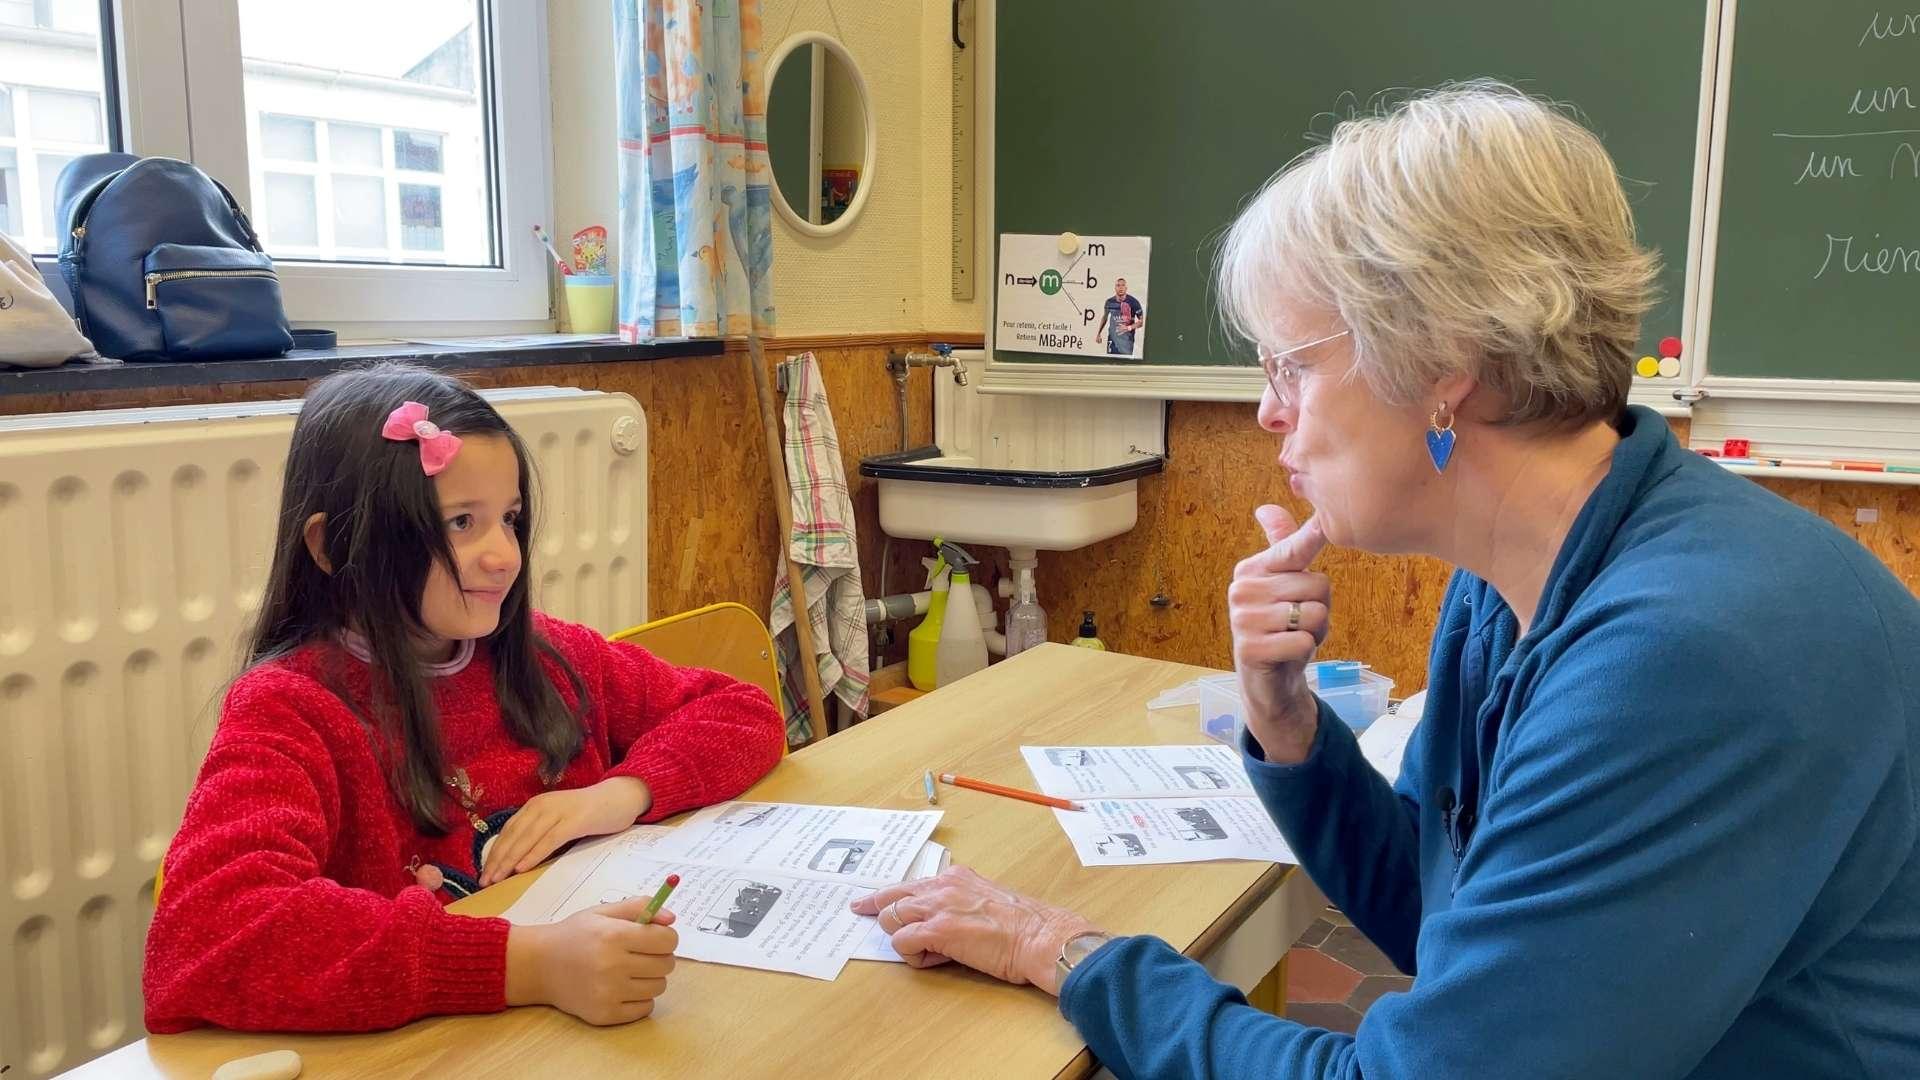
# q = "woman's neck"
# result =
<box><xmin>1433</xmin><ymin>419</ymin><xmax>1621</xmax><ymax>635</ymax></box>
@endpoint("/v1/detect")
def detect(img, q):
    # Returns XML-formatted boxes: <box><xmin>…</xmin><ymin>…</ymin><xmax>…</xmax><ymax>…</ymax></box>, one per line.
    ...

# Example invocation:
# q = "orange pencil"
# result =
<box><xmin>939</xmin><ymin>772</ymin><xmax>1085</xmax><ymax>812</ymax></box>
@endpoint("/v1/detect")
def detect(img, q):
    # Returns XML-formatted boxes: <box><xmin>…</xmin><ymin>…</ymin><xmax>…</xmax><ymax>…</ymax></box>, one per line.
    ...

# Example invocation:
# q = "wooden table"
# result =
<box><xmin>66</xmin><ymin>645</ymin><xmax>1322</xmax><ymax>1080</ymax></box>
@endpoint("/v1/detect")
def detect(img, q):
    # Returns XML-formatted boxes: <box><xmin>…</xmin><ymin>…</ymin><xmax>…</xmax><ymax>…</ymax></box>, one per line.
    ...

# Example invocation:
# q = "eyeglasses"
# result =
<box><xmin>1257</xmin><ymin>329</ymin><xmax>1351</xmax><ymax>407</ymax></box>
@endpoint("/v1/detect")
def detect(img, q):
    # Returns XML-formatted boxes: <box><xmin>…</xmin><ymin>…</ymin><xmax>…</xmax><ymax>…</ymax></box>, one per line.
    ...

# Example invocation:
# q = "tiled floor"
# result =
<box><xmin>1283</xmin><ymin>906</ymin><xmax>1412</xmax><ymax>1034</ymax></box>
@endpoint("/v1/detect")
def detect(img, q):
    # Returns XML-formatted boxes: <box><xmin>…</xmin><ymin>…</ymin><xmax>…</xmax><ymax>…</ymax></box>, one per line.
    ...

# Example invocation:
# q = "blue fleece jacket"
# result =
<box><xmin>1060</xmin><ymin>407</ymin><xmax>1920</xmax><ymax>1078</ymax></box>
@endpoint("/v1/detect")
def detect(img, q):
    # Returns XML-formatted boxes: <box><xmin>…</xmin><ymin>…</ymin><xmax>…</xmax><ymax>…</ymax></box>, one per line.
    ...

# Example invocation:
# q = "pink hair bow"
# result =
<box><xmin>381</xmin><ymin>401</ymin><xmax>462</xmax><ymax>476</ymax></box>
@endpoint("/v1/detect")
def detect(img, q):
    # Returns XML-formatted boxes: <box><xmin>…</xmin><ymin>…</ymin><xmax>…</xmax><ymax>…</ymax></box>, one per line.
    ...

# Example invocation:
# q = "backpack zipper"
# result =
<box><xmin>146</xmin><ymin>267</ymin><xmax>277</xmax><ymax>309</ymax></box>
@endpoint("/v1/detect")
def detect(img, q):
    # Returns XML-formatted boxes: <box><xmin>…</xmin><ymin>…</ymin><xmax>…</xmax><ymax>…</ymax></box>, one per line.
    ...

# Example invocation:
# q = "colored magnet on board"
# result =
<box><xmin>1636</xmin><ymin>356</ymin><xmax>1660</xmax><ymax>378</ymax></box>
<box><xmin>1659</xmin><ymin>336</ymin><xmax>1683</xmax><ymax>358</ymax></box>
<box><xmin>1658</xmin><ymin>356</ymin><xmax>1682</xmax><ymax>378</ymax></box>
<box><xmin>1723</xmin><ymin>438</ymin><xmax>1750</xmax><ymax>458</ymax></box>
<box><xmin>1057</xmin><ymin>232</ymin><xmax>1081</xmax><ymax>255</ymax></box>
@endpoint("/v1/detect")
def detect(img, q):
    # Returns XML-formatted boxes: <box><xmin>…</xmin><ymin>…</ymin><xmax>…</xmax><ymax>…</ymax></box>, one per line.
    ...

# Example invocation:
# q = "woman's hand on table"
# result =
<box><xmin>851</xmin><ymin>866</ymin><xmax>1104</xmax><ymax>995</ymax></box>
<box><xmin>1230</xmin><ymin>505</ymin><xmax>1332</xmax><ymax>763</ymax></box>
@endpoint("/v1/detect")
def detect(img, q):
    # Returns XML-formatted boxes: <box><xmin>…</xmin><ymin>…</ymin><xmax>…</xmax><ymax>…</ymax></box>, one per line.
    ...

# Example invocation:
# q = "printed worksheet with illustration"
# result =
<box><xmin>502</xmin><ymin>805</ymin><xmax>943</xmax><ymax>980</ymax></box>
<box><xmin>1050</xmin><ymin>796</ymin><xmax>1296</xmax><ymax>867</ymax></box>
<box><xmin>1021</xmin><ymin>744</ymin><xmax>1255</xmax><ymax>799</ymax></box>
<box><xmin>850</xmin><ymin>841</ymin><xmax>951</xmax><ymax>963</ymax></box>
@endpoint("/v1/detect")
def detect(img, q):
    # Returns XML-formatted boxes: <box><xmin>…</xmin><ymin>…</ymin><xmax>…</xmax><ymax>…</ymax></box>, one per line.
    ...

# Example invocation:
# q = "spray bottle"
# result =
<box><xmin>906</xmin><ymin>539</ymin><xmax>953</xmax><ymax>691</ymax></box>
<box><xmin>934</xmin><ymin>543</ymin><xmax>989</xmax><ymax>686</ymax></box>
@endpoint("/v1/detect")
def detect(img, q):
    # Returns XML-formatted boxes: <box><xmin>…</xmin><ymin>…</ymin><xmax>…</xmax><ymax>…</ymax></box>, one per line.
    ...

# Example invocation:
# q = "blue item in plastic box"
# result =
<box><xmin>1307</xmin><ymin>661</ymin><xmax>1394</xmax><ymax>731</ymax></box>
<box><xmin>1198</xmin><ymin>674</ymin><xmax>1244</xmax><ymax>746</ymax></box>
<box><xmin>1197</xmin><ymin>663</ymin><xmax>1394</xmax><ymax>745</ymax></box>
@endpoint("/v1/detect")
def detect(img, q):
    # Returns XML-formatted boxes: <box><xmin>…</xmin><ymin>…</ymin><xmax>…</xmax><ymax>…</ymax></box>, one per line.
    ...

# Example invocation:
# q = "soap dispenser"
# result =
<box><xmin>1070</xmin><ymin>610</ymin><xmax>1108</xmax><ymax>651</ymax></box>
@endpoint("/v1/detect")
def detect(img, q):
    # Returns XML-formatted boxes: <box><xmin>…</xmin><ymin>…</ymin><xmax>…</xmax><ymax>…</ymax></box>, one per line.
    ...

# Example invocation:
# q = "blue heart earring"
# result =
<box><xmin>1425</xmin><ymin>402</ymin><xmax>1457</xmax><ymax>473</ymax></box>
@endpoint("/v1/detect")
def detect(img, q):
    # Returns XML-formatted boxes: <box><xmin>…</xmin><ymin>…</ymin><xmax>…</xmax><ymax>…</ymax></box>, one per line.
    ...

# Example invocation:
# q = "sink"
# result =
<box><xmin>859</xmin><ymin>446</ymin><xmax>1165</xmax><ymax>551</ymax></box>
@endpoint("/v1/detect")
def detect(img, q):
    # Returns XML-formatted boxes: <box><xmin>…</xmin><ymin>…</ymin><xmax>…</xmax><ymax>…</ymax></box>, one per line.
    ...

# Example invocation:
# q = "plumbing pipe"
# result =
<box><xmin>984</xmin><ymin>630</ymin><xmax>1007</xmax><ymax>656</ymax></box>
<box><xmin>864</xmin><ymin>585</ymin><xmax>994</xmax><ymax>630</ymax></box>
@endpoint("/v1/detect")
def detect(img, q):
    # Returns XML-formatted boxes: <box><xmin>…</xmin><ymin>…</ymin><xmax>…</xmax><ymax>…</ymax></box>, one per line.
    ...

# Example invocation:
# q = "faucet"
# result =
<box><xmin>890</xmin><ymin>342</ymin><xmax>968</xmax><ymax>387</ymax></box>
<box><xmin>888</xmin><ymin>343</ymin><xmax>967</xmax><ymax>452</ymax></box>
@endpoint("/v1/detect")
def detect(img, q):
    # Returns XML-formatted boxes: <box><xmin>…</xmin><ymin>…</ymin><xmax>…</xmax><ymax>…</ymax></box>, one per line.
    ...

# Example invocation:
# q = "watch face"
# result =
<box><xmin>1064</xmin><ymin>931</ymin><xmax>1109</xmax><ymax>966</ymax></box>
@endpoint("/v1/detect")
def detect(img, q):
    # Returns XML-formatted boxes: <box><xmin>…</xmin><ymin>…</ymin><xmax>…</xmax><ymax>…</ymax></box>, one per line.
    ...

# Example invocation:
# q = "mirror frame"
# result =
<box><xmin>764</xmin><ymin>31</ymin><xmax>877</xmax><ymax>237</ymax></box>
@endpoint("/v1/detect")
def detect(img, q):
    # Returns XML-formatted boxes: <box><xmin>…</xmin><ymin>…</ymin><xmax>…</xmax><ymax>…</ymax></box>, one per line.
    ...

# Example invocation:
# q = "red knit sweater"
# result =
<box><xmin>143</xmin><ymin>613</ymin><xmax>785</xmax><ymax>1033</ymax></box>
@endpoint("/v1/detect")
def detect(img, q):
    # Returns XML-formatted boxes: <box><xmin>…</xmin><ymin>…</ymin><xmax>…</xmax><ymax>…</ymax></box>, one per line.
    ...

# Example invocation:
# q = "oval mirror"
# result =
<box><xmin>765</xmin><ymin>32</ymin><xmax>875</xmax><ymax>235</ymax></box>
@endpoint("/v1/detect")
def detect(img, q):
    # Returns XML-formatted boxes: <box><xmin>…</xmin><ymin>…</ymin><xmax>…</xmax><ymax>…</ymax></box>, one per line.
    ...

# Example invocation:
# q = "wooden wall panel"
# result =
<box><xmin>1032</xmin><ymin>400</ymin><xmax>1449</xmax><ymax>693</ymax></box>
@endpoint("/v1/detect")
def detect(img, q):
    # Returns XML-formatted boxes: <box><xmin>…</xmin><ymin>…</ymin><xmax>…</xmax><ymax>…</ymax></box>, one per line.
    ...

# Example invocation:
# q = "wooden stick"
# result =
<box><xmin>747</xmin><ymin>332</ymin><xmax>829</xmax><ymax>746</ymax></box>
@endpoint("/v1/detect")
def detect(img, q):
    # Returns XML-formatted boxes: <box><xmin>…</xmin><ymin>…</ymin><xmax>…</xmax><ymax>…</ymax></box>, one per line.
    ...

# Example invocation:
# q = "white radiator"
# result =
<box><xmin>0</xmin><ymin>386</ymin><xmax>648</xmax><ymax>1078</ymax></box>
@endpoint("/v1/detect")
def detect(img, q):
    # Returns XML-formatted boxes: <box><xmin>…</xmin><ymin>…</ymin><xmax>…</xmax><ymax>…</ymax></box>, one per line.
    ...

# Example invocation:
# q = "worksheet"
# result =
<box><xmin>502</xmin><ymin>807</ymin><xmax>944</xmax><ymax>980</ymax></box>
<box><xmin>1051</xmin><ymin>796</ymin><xmax>1297</xmax><ymax>867</ymax></box>
<box><xmin>1021</xmin><ymin>744</ymin><xmax>1255</xmax><ymax>799</ymax></box>
<box><xmin>850</xmin><ymin>841</ymin><xmax>952</xmax><ymax>963</ymax></box>
<box><xmin>652</xmin><ymin>801</ymin><xmax>943</xmax><ymax>890</ymax></box>
<box><xmin>1358</xmin><ymin>690</ymin><xmax>1426</xmax><ymax>784</ymax></box>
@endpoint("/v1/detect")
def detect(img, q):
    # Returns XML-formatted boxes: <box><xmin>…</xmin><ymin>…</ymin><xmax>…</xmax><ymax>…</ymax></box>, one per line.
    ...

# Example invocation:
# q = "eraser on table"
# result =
<box><xmin>213</xmin><ymin>1050</ymin><xmax>302</xmax><ymax>1080</ymax></box>
<box><xmin>1057</xmin><ymin>231</ymin><xmax>1080</xmax><ymax>255</ymax></box>
<box><xmin>1659</xmin><ymin>336</ymin><xmax>1683</xmax><ymax>358</ymax></box>
<box><xmin>1636</xmin><ymin>356</ymin><xmax>1660</xmax><ymax>378</ymax></box>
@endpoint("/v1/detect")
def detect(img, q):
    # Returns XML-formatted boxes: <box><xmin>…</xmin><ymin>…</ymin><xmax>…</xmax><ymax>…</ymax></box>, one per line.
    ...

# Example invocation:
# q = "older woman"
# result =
<box><xmin>852</xmin><ymin>82</ymin><xmax>1920</xmax><ymax>1077</ymax></box>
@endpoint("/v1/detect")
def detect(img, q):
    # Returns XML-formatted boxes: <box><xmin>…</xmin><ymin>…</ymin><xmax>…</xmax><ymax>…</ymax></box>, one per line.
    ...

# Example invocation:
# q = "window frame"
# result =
<box><xmin>0</xmin><ymin>0</ymin><xmax>119</xmax><ymax>251</ymax></box>
<box><xmin>114</xmin><ymin>0</ymin><xmax>553</xmax><ymax>333</ymax></box>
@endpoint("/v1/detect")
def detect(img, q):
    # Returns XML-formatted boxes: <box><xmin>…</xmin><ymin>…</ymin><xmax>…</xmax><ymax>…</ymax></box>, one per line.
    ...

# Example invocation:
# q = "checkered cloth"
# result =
<box><xmin>768</xmin><ymin>352</ymin><xmax>870</xmax><ymax>743</ymax></box>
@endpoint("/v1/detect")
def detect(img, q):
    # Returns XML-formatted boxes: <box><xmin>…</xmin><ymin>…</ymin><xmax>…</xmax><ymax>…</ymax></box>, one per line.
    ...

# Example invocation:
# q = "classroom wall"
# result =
<box><xmin>546</xmin><ymin>0</ymin><xmax>986</xmax><ymax>338</ymax></box>
<box><xmin>0</xmin><ymin>340</ymin><xmax>940</xmax><ymax>641</ymax></box>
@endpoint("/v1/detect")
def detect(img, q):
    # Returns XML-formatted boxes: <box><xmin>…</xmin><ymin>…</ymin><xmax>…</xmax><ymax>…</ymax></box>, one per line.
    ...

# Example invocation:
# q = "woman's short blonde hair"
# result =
<box><xmin>1217</xmin><ymin>79</ymin><xmax>1658</xmax><ymax>427</ymax></box>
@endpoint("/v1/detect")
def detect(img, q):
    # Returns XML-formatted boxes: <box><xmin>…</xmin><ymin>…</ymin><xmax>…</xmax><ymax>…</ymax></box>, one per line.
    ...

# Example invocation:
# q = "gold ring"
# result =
<box><xmin>1287</xmin><ymin>602</ymin><xmax>1303</xmax><ymax>632</ymax></box>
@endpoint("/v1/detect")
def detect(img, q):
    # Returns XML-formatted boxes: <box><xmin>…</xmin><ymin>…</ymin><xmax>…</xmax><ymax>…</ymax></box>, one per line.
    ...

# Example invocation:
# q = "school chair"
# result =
<box><xmin>610</xmin><ymin>601</ymin><xmax>790</xmax><ymax>755</ymax></box>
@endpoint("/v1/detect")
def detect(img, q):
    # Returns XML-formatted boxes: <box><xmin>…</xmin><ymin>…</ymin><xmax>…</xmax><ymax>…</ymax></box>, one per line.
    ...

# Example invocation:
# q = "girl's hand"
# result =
<box><xmin>505</xmin><ymin>898</ymin><xmax>677</xmax><ymax>1025</ymax></box>
<box><xmin>479</xmin><ymin>776</ymin><xmax>650</xmax><ymax>886</ymax></box>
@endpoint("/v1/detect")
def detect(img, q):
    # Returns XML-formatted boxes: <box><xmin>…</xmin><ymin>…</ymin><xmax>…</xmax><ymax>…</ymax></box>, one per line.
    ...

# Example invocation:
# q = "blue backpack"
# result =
<box><xmin>57</xmin><ymin>154</ymin><xmax>293</xmax><ymax>362</ymax></box>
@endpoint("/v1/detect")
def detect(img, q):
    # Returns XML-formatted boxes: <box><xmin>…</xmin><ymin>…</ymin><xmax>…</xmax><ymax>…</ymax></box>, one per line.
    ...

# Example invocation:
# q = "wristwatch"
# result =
<box><xmin>1054</xmin><ymin>930</ymin><xmax>1115</xmax><ymax>987</ymax></box>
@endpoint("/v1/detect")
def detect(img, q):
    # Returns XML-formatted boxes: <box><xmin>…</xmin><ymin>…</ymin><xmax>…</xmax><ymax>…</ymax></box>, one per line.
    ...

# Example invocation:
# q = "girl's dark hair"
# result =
<box><xmin>247</xmin><ymin>362</ymin><xmax>587</xmax><ymax>832</ymax></box>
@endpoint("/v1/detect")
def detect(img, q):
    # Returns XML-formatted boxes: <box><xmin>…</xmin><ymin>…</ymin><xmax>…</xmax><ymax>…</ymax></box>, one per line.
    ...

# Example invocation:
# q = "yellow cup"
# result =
<box><xmin>563</xmin><ymin>275</ymin><xmax>615</xmax><ymax>333</ymax></box>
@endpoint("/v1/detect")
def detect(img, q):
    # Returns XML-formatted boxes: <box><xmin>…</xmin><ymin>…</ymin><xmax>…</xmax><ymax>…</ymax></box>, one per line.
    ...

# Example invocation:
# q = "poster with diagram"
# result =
<box><xmin>995</xmin><ymin>233</ymin><xmax>1151</xmax><ymax>359</ymax></box>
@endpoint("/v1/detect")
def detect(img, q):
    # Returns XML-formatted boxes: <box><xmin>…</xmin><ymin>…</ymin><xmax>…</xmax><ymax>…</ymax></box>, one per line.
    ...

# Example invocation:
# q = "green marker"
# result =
<box><xmin>639</xmin><ymin>873</ymin><xmax>681</xmax><ymax>924</ymax></box>
<box><xmin>1887</xmin><ymin>464</ymin><xmax>1920</xmax><ymax>475</ymax></box>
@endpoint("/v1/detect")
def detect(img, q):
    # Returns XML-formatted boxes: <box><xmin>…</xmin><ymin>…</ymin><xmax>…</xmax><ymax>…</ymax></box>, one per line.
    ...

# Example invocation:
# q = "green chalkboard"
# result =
<box><xmin>995</xmin><ymin>1</ymin><xmax>1707</xmax><ymax>367</ymax></box>
<box><xmin>1707</xmin><ymin>3</ymin><xmax>1920</xmax><ymax>382</ymax></box>
<box><xmin>767</xmin><ymin>44</ymin><xmax>814</xmax><ymax>222</ymax></box>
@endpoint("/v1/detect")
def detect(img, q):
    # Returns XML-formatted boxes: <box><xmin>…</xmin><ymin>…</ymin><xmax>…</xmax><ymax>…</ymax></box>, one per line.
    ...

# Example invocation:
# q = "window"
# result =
<box><xmin>0</xmin><ymin>0</ymin><xmax>115</xmax><ymax>253</ymax></box>
<box><xmin>0</xmin><ymin>147</ymin><xmax>19</xmax><ymax>236</ymax></box>
<box><xmin>399</xmin><ymin>182</ymin><xmax>444</xmax><ymax>252</ymax></box>
<box><xmin>238</xmin><ymin>1</ymin><xmax>495</xmax><ymax>268</ymax></box>
<box><xmin>330</xmin><ymin>123</ymin><xmax>382</xmax><ymax>169</ymax></box>
<box><xmin>264</xmin><ymin>172</ymin><xmax>318</xmax><ymax>247</ymax></box>
<box><xmin>260</xmin><ymin>115</ymin><xmax>316</xmax><ymax>162</ymax></box>
<box><xmin>17</xmin><ymin>0</ymin><xmax>549</xmax><ymax>328</ymax></box>
<box><xmin>331</xmin><ymin>173</ymin><xmax>385</xmax><ymax>248</ymax></box>
<box><xmin>393</xmin><ymin>129</ymin><xmax>443</xmax><ymax>173</ymax></box>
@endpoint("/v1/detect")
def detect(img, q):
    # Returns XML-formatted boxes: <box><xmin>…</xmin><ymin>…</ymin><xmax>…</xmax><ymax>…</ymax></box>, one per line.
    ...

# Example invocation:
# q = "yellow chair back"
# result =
<box><xmin>611</xmin><ymin>602</ymin><xmax>789</xmax><ymax>753</ymax></box>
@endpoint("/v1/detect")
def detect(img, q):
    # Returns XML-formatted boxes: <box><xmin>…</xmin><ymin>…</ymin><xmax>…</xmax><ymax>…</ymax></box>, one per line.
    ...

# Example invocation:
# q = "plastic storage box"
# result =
<box><xmin>1198</xmin><ymin>673</ymin><xmax>1246</xmax><ymax>746</ymax></box>
<box><xmin>1306</xmin><ymin>661</ymin><xmax>1395</xmax><ymax>732</ymax></box>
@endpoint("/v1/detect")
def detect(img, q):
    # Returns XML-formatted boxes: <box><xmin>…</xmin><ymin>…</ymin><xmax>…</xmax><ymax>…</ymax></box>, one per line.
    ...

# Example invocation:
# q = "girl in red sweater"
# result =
<box><xmin>143</xmin><ymin>363</ymin><xmax>786</xmax><ymax>1033</ymax></box>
